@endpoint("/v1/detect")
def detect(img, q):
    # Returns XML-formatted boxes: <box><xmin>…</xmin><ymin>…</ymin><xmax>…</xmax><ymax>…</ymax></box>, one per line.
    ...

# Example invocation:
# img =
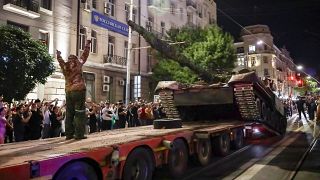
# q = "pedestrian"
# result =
<box><xmin>28</xmin><ymin>100</ymin><xmax>43</xmax><ymax>140</ymax></box>
<box><xmin>56</xmin><ymin>40</ymin><xmax>91</xmax><ymax>140</ymax></box>
<box><xmin>101</xmin><ymin>103</ymin><xmax>112</xmax><ymax>130</ymax></box>
<box><xmin>296</xmin><ymin>96</ymin><xmax>308</xmax><ymax>120</ymax></box>
<box><xmin>13</xmin><ymin>105</ymin><xmax>32</xmax><ymax>142</ymax></box>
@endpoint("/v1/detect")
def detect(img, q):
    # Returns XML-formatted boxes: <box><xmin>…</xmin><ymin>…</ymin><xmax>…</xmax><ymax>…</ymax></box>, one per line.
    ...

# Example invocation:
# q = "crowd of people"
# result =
<box><xmin>283</xmin><ymin>95</ymin><xmax>320</xmax><ymax>121</ymax></box>
<box><xmin>0</xmin><ymin>94</ymin><xmax>166</xmax><ymax>144</ymax></box>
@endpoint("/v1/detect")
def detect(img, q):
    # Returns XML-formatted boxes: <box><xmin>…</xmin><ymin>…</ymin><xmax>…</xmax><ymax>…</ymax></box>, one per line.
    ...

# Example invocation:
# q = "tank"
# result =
<box><xmin>155</xmin><ymin>72</ymin><xmax>287</xmax><ymax>135</ymax></box>
<box><xmin>128</xmin><ymin>21</ymin><xmax>287</xmax><ymax>135</ymax></box>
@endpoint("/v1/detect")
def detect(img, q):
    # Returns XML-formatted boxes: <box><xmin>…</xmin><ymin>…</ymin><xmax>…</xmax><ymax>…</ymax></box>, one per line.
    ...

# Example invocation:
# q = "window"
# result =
<box><xmin>7</xmin><ymin>21</ymin><xmax>28</xmax><ymax>32</ymax></box>
<box><xmin>79</xmin><ymin>26</ymin><xmax>87</xmax><ymax>50</ymax></box>
<box><xmin>146</xmin><ymin>17</ymin><xmax>153</xmax><ymax>32</ymax></box>
<box><xmin>251</xmin><ymin>57</ymin><xmax>256</xmax><ymax>66</ymax></box>
<box><xmin>236</xmin><ymin>47</ymin><xmax>244</xmax><ymax>53</ymax></box>
<box><xmin>263</xmin><ymin>56</ymin><xmax>268</xmax><ymax>63</ymax></box>
<box><xmin>249</xmin><ymin>45</ymin><xmax>256</xmax><ymax>53</ymax></box>
<box><xmin>180</xmin><ymin>8</ymin><xmax>183</xmax><ymax>20</ymax></box>
<box><xmin>187</xmin><ymin>12</ymin><xmax>193</xmax><ymax>23</ymax></box>
<box><xmin>83</xmin><ymin>72</ymin><xmax>95</xmax><ymax>101</ymax></box>
<box><xmin>237</xmin><ymin>57</ymin><xmax>245</xmax><ymax>66</ymax></box>
<box><xmin>125</xmin><ymin>4</ymin><xmax>136</xmax><ymax>22</ymax></box>
<box><xmin>41</xmin><ymin>0</ymin><xmax>52</xmax><ymax>10</ymax></box>
<box><xmin>84</xmin><ymin>0</ymin><xmax>91</xmax><ymax>10</ymax></box>
<box><xmin>170</xmin><ymin>3</ymin><xmax>175</xmax><ymax>14</ymax></box>
<box><xmin>92</xmin><ymin>0</ymin><xmax>97</xmax><ymax>9</ymax></box>
<box><xmin>108</xmin><ymin>36</ymin><xmax>115</xmax><ymax>56</ymax></box>
<box><xmin>39</xmin><ymin>31</ymin><xmax>49</xmax><ymax>50</ymax></box>
<box><xmin>264</xmin><ymin>69</ymin><xmax>269</xmax><ymax>76</ymax></box>
<box><xmin>134</xmin><ymin>75</ymin><xmax>141</xmax><ymax>99</ymax></box>
<box><xmin>161</xmin><ymin>22</ymin><xmax>165</xmax><ymax>35</ymax></box>
<box><xmin>104</xmin><ymin>0</ymin><xmax>115</xmax><ymax>16</ymax></box>
<box><xmin>91</xmin><ymin>30</ymin><xmax>97</xmax><ymax>53</ymax></box>
<box><xmin>264</xmin><ymin>45</ymin><xmax>268</xmax><ymax>50</ymax></box>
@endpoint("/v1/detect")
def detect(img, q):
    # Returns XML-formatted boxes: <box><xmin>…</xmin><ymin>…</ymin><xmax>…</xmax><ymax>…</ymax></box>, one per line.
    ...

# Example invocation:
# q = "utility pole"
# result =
<box><xmin>125</xmin><ymin>0</ymin><xmax>134</xmax><ymax>105</ymax></box>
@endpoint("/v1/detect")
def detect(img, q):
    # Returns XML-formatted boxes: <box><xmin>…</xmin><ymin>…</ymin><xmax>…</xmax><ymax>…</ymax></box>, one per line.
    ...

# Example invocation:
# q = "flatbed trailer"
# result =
<box><xmin>0</xmin><ymin>121</ymin><xmax>246</xmax><ymax>180</ymax></box>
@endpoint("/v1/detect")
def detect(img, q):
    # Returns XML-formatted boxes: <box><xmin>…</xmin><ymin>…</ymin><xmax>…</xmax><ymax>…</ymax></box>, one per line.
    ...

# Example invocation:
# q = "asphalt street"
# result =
<box><xmin>154</xmin><ymin>113</ymin><xmax>320</xmax><ymax>180</ymax></box>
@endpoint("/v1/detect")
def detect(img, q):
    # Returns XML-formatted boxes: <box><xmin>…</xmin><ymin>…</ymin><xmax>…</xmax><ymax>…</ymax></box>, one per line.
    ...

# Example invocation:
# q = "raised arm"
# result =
<box><xmin>56</xmin><ymin>50</ymin><xmax>65</xmax><ymax>71</ymax></box>
<box><xmin>80</xmin><ymin>40</ymin><xmax>91</xmax><ymax>64</ymax></box>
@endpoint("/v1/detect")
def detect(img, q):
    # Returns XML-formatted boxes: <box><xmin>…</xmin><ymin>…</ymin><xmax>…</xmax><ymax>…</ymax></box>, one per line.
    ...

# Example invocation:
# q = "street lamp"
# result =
<box><xmin>297</xmin><ymin>65</ymin><xmax>303</xmax><ymax>70</ymax></box>
<box><xmin>256</xmin><ymin>40</ymin><xmax>263</xmax><ymax>45</ymax></box>
<box><xmin>307</xmin><ymin>76</ymin><xmax>311</xmax><ymax>79</ymax></box>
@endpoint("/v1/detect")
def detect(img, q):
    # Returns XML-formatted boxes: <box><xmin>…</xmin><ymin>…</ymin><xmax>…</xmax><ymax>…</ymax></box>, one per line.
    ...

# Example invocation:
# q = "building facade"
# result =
<box><xmin>233</xmin><ymin>25</ymin><xmax>297</xmax><ymax>98</ymax></box>
<box><xmin>1</xmin><ymin>0</ymin><xmax>216</xmax><ymax>103</ymax></box>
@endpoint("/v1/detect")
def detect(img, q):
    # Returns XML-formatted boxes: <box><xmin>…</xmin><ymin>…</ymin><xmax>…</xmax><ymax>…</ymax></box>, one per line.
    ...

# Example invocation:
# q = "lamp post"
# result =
<box><xmin>297</xmin><ymin>65</ymin><xmax>303</xmax><ymax>71</ymax></box>
<box><xmin>125</xmin><ymin>0</ymin><xmax>134</xmax><ymax>105</ymax></box>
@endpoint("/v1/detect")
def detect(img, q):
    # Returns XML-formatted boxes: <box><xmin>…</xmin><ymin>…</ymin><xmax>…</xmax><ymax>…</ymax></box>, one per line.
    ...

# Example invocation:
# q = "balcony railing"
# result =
<box><xmin>186</xmin><ymin>0</ymin><xmax>197</xmax><ymax>9</ymax></box>
<box><xmin>4</xmin><ymin>0</ymin><xmax>39</xmax><ymax>13</ymax></box>
<box><xmin>103</xmin><ymin>54</ymin><xmax>127</xmax><ymax>67</ymax></box>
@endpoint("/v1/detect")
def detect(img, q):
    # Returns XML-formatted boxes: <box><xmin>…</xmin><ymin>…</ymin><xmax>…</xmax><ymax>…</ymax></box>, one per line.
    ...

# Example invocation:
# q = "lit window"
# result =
<box><xmin>249</xmin><ymin>45</ymin><xmax>256</xmax><ymax>53</ymax></box>
<box><xmin>91</xmin><ymin>30</ymin><xmax>97</xmax><ymax>53</ymax></box>
<box><xmin>237</xmin><ymin>57</ymin><xmax>244</xmax><ymax>66</ymax></box>
<box><xmin>251</xmin><ymin>57</ymin><xmax>256</xmax><ymax>66</ymax></box>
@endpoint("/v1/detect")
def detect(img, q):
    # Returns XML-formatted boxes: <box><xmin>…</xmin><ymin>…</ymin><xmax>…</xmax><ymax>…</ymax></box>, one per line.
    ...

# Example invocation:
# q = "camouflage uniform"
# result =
<box><xmin>57</xmin><ymin>41</ymin><xmax>90</xmax><ymax>139</ymax></box>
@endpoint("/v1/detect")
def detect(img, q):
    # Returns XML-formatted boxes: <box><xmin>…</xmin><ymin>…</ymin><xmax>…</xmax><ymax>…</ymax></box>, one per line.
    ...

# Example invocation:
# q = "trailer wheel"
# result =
<box><xmin>231</xmin><ymin>128</ymin><xmax>244</xmax><ymax>150</ymax></box>
<box><xmin>168</xmin><ymin>139</ymin><xmax>188</xmax><ymax>178</ymax></box>
<box><xmin>53</xmin><ymin>161</ymin><xmax>98</xmax><ymax>180</ymax></box>
<box><xmin>213</xmin><ymin>133</ymin><xmax>230</xmax><ymax>156</ymax></box>
<box><xmin>196</xmin><ymin>139</ymin><xmax>212</xmax><ymax>166</ymax></box>
<box><xmin>123</xmin><ymin>148</ymin><xmax>154</xmax><ymax>180</ymax></box>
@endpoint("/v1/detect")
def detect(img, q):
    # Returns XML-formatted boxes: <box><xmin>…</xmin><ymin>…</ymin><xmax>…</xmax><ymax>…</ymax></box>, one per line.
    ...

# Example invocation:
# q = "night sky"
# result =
<box><xmin>215</xmin><ymin>0</ymin><xmax>320</xmax><ymax>73</ymax></box>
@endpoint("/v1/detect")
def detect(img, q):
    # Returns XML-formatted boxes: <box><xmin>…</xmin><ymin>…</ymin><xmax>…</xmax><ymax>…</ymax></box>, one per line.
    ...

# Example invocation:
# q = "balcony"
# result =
<box><xmin>103</xmin><ymin>54</ymin><xmax>127</xmax><ymax>68</ymax></box>
<box><xmin>3</xmin><ymin>0</ymin><xmax>40</xmax><ymax>19</ymax></box>
<box><xmin>186</xmin><ymin>0</ymin><xmax>197</xmax><ymax>9</ymax></box>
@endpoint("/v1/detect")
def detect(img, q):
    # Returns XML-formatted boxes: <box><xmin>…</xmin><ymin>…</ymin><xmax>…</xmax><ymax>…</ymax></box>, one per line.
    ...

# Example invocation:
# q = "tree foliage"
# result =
<box><xmin>0</xmin><ymin>26</ymin><xmax>55</xmax><ymax>102</ymax></box>
<box><xmin>152</xmin><ymin>25</ymin><xmax>236</xmax><ymax>84</ymax></box>
<box><xmin>294</xmin><ymin>78</ymin><xmax>319</xmax><ymax>96</ymax></box>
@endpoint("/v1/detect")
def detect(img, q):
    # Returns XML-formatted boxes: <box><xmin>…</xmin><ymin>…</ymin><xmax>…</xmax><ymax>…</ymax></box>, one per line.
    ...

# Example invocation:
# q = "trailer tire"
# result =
<box><xmin>213</xmin><ymin>133</ymin><xmax>230</xmax><ymax>156</ymax></box>
<box><xmin>123</xmin><ymin>148</ymin><xmax>154</xmax><ymax>180</ymax></box>
<box><xmin>53</xmin><ymin>161</ymin><xmax>99</xmax><ymax>180</ymax></box>
<box><xmin>168</xmin><ymin>139</ymin><xmax>188</xmax><ymax>178</ymax></box>
<box><xmin>196</xmin><ymin>139</ymin><xmax>212</xmax><ymax>166</ymax></box>
<box><xmin>231</xmin><ymin>128</ymin><xmax>244</xmax><ymax>150</ymax></box>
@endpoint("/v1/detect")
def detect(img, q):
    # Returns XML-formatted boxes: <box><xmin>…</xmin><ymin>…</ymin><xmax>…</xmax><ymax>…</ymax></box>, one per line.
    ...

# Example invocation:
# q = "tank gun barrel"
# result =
<box><xmin>127</xmin><ymin>20</ymin><xmax>214</xmax><ymax>82</ymax></box>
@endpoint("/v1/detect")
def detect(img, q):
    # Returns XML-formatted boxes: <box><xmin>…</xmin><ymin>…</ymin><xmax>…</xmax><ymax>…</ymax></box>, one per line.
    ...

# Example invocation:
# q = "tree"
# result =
<box><xmin>152</xmin><ymin>25</ymin><xmax>236</xmax><ymax>84</ymax></box>
<box><xmin>0</xmin><ymin>26</ymin><xmax>55</xmax><ymax>102</ymax></box>
<box><xmin>294</xmin><ymin>78</ymin><xmax>319</xmax><ymax>96</ymax></box>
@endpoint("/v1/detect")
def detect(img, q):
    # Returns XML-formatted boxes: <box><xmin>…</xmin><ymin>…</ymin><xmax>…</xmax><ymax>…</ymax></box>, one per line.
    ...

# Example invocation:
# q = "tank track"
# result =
<box><xmin>158</xmin><ymin>90</ymin><xmax>180</xmax><ymax>119</ymax></box>
<box><xmin>233</xmin><ymin>84</ymin><xmax>260</xmax><ymax>121</ymax></box>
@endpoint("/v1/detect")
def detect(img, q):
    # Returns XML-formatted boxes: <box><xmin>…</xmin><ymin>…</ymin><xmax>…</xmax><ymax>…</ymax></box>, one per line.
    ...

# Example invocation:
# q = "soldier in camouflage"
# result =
<box><xmin>56</xmin><ymin>40</ymin><xmax>91</xmax><ymax>140</ymax></box>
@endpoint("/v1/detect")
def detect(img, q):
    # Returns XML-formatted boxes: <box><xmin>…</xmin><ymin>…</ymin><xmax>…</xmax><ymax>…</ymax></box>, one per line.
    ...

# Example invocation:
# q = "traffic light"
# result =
<box><xmin>297</xmin><ymin>79</ymin><xmax>303</xmax><ymax>87</ymax></box>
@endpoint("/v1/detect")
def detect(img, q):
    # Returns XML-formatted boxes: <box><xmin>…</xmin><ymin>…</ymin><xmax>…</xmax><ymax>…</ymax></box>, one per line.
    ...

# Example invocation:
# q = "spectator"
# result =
<box><xmin>50</xmin><ymin>106</ymin><xmax>63</xmax><ymax>137</ymax></box>
<box><xmin>0</xmin><ymin>107</ymin><xmax>6</xmax><ymax>144</ymax></box>
<box><xmin>28</xmin><ymin>101</ymin><xmax>43</xmax><ymax>140</ymax></box>
<box><xmin>13</xmin><ymin>105</ymin><xmax>32</xmax><ymax>142</ymax></box>
<box><xmin>296</xmin><ymin>96</ymin><xmax>308</xmax><ymax>120</ymax></box>
<box><xmin>5</xmin><ymin>108</ymin><xmax>13</xmax><ymax>143</ymax></box>
<box><xmin>101</xmin><ymin>103</ymin><xmax>112</xmax><ymax>130</ymax></box>
<box><xmin>42</xmin><ymin>102</ymin><xmax>52</xmax><ymax>139</ymax></box>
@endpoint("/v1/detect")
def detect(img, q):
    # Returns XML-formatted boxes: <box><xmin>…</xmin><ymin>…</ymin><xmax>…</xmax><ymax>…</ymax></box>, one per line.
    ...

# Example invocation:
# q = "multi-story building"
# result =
<box><xmin>233</xmin><ymin>25</ymin><xmax>296</xmax><ymax>98</ymax></box>
<box><xmin>1</xmin><ymin>0</ymin><xmax>216</xmax><ymax>103</ymax></box>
